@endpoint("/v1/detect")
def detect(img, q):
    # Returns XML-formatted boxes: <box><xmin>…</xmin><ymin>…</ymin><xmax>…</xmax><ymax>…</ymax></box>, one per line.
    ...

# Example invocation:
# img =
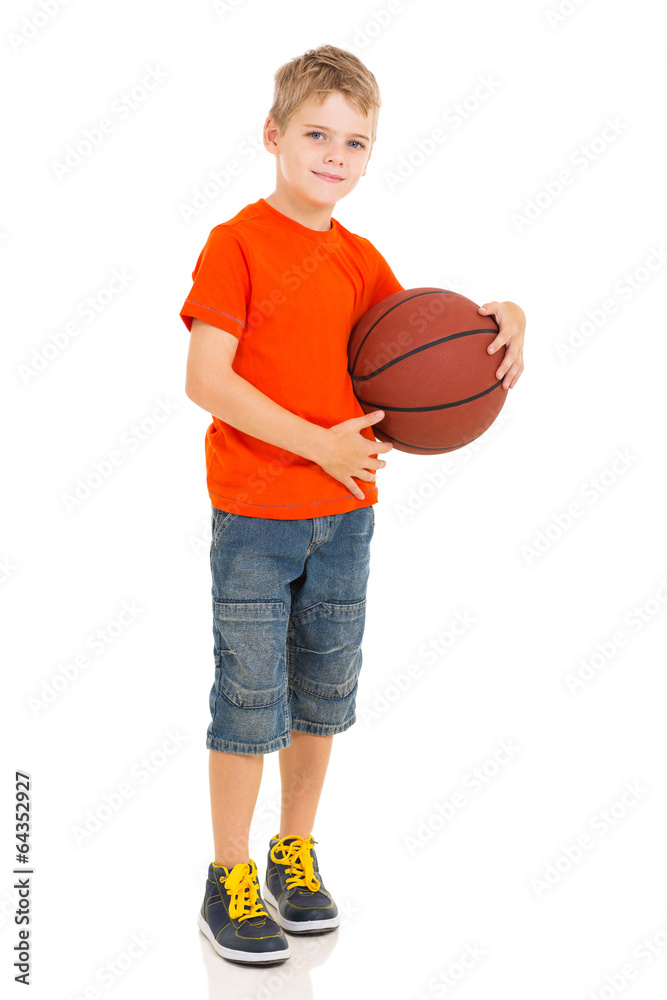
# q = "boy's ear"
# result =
<box><xmin>263</xmin><ymin>116</ymin><xmax>279</xmax><ymax>153</ymax></box>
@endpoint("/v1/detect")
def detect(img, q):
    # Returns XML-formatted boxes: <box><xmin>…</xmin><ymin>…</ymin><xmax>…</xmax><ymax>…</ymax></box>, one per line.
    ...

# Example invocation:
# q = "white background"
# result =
<box><xmin>3</xmin><ymin>0</ymin><xmax>667</xmax><ymax>997</ymax></box>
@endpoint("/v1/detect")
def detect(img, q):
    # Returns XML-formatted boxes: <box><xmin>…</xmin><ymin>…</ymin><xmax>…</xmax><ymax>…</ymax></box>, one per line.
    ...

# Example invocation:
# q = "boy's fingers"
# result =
<box><xmin>359</xmin><ymin>411</ymin><xmax>393</xmax><ymax>453</ymax></box>
<box><xmin>501</xmin><ymin>360</ymin><xmax>524</xmax><ymax>388</ymax></box>
<box><xmin>487</xmin><ymin>334</ymin><xmax>508</xmax><ymax>355</ymax></box>
<box><xmin>496</xmin><ymin>348</ymin><xmax>516</xmax><ymax>377</ymax></box>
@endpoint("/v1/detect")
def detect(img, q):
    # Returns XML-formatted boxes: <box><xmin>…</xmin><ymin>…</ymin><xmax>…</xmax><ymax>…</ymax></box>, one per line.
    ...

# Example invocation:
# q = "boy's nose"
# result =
<box><xmin>326</xmin><ymin>146</ymin><xmax>345</xmax><ymax>164</ymax></box>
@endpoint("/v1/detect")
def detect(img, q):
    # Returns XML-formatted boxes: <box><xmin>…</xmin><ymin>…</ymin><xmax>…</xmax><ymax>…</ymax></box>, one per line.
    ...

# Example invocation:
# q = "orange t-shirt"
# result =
<box><xmin>179</xmin><ymin>197</ymin><xmax>403</xmax><ymax>519</ymax></box>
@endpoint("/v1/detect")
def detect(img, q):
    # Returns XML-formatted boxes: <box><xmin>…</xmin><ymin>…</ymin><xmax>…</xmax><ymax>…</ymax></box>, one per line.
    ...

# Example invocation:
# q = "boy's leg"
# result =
<box><xmin>263</xmin><ymin>510</ymin><xmax>373</xmax><ymax>933</ymax></box>
<box><xmin>278</xmin><ymin>731</ymin><xmax>333</xmax><ymax>838</ymax></box>
<box><xmin>209</xmin><ymin>731</ymin><xmax>331</xmax><ymax>866</ymax></box>
<box><xmin>207</xmin><ymin>508</ymin><xmax>308</xmax><ymax>867</ymax></box>
<box><xmin>209</xmin><ymin>748</ymin><xmax>263</xmax><ymax>868</ymax></box>
<box><xmin>281</xmin><ymin>504</ymin><xmax>374</xmax><ymax>840</ymax></box>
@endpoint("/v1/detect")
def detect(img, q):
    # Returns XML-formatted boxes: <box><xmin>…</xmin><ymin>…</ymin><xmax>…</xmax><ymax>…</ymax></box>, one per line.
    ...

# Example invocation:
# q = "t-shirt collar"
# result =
<box><xmin>257</xmin><ymin>197</ymin><xmax>341</xmax><ymax>244</ymax></box>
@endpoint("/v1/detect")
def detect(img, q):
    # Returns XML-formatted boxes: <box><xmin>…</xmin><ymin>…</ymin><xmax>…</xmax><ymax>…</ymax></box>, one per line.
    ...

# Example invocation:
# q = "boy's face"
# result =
<box><xmin>263</xmin><ymin>90</ymin><xmax>374</xmax><ymax>209</ymax></box>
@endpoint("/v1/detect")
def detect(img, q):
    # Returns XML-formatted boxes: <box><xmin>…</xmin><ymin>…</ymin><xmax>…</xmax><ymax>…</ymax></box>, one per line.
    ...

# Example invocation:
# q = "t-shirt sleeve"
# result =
<box><xmin>179</xmin><ymin>225</ymin><xmax>250</xmax><ymax>339</ymax></box>
<box><xmin>368</xmin><ymin>247</ymin><xmax>404</xmax><ymax>310</ymax></box>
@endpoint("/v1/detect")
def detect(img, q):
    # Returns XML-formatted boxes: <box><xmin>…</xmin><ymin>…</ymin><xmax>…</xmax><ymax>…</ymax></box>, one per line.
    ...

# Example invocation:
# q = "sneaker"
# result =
<box><xmin>197</xmin><ymin>859</ymin><xmax>290</xmax><ymax>964</ymax></box>
<box><xmin>263</xmin><ymin>833</ymin><xmax>340</xmax><ymax>934</ymax></box>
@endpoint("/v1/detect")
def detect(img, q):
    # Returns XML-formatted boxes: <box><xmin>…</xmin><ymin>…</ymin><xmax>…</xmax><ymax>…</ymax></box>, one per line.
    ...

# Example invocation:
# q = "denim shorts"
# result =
<box><xmin>207</xmin><ymin>503</ymin><xmax>375</xmax><ymax>755</ymax></box>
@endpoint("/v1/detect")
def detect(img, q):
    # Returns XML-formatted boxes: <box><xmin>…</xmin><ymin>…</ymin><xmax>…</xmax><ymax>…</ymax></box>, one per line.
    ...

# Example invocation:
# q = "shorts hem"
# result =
<box><xmin>206</xmin><ymin>733</ymin><xmax>292</xmax><ymax>755</ymax></box>
<box><xmin>290</xmin><ymin>715</ymin><xmax>356</xmax><ymax>737</ymax></box>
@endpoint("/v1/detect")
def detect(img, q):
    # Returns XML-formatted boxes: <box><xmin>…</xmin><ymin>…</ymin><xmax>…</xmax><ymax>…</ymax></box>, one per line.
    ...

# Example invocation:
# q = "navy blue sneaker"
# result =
<box><xmin>263</xmin><ymin>834</ymin><xmax>340</xmax><ymax>934</ymax></box>
<box><xmin>197</xmin><ymin>859</ymin><xmax>290</xmax><ymax>964</ymax></box>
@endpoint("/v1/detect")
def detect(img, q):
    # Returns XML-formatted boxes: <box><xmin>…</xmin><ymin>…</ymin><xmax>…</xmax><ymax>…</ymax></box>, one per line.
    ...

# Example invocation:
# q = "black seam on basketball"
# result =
<box><xmin>355</xmin><ymin>378</ymin><xmax>504</xmax><ymax>411</ymax></box>
<box><xmin>350</xmin><ymin>329</ymin><xmax>500</xmax><ymax>382</ymax></box>
<box><xmin>350</xmin><ymin>289</ymin><xmax>455</xmax><ymax>373</ymax></box>
<box><xmin>375</xmin><ymin>428</ymin><xmax>484</xmax><ymax>452</ymax></box>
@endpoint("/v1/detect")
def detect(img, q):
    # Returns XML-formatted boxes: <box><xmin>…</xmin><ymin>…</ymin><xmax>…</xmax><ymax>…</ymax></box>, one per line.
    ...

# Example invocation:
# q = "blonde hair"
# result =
<box><xmin>267</xmin><ymin>44</ymin><xmax>381</xmax><ymax>146</ymax></box>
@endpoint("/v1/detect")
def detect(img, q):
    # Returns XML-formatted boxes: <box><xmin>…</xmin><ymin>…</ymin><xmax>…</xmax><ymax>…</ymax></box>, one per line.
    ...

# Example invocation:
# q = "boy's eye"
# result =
<box><xmin>306</xmin><ymin>131</ymin><xmax>364</xmax><ymax>150</ymax></box>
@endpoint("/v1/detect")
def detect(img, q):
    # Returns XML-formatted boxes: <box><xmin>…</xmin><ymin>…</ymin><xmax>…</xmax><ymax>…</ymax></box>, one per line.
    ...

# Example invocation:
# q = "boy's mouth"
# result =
<box><xmin>312</xmin><ymin>171</ymin><xmax>343</xmax><ymax>183</ymax></box>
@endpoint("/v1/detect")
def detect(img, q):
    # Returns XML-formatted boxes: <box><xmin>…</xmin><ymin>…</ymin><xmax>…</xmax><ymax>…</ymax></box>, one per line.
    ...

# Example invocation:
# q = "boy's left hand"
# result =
<box><xmin>477</xmin><ymin>300</ymin><xmax>525</xmax><ymax>389</ymax></box>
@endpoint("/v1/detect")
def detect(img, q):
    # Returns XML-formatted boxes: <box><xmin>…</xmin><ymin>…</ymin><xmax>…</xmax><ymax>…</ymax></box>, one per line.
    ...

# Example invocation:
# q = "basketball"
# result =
<box><xmin>347</xmin><ymin>288</ymin><xmax>508</xmax><ymax>455</ymax></box>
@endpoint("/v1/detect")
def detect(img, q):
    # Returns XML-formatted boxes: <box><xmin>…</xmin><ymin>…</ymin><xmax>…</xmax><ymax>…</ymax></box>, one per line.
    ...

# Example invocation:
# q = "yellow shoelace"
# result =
<box><xmin>221</xmin><ymin>863</ymin><xmax>270</xmax><ymax>922</ymax></box>
<box><xmin>269</xmin><ymin>834</ymin><xmax>321</xmax><ymax>892</ymax></box>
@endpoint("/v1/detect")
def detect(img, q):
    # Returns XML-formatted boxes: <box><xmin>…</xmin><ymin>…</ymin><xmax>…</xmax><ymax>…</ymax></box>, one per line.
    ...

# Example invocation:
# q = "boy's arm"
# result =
<box><xmin>185</xmin><ymin>319</ymin><xmax>329</xmax><ymax>462</ymax></box>
<box><xmin>185</xmin><ymin>319</ymin><xmax>388</xmax><ymax>500</ymax></box>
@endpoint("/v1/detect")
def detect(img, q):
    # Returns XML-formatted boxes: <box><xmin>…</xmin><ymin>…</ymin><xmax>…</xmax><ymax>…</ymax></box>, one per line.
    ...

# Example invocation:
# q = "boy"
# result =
<box><xmin>180</xmin><ymin>44</ymin><xmax>525</xmax><ymax>966</ymax></box>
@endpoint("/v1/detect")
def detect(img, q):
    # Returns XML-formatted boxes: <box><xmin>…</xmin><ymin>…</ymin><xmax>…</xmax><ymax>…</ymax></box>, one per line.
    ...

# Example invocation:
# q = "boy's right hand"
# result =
<box><xmin>318</xmin><ymin>410</ymin><xmax>393</xmax><ymax>501</ymax></box>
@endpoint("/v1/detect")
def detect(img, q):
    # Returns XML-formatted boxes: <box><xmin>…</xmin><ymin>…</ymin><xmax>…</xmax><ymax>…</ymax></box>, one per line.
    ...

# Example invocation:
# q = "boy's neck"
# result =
<box><xmin>264</xmin><ymin>189</ymin><xmax>334</xmax><ymax>232</ymax></box>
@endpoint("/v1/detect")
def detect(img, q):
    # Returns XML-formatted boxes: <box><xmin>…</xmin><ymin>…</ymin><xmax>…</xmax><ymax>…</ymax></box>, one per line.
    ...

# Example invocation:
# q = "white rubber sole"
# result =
<box><xmin>263</xmin><ymin>884</ymin><xmax>341</xmax><ymax>933</ymax></box>
<box><xmin>197</xmin><ymin>911</ymin><xmax>290</xmax><ymax>963</ymax></box>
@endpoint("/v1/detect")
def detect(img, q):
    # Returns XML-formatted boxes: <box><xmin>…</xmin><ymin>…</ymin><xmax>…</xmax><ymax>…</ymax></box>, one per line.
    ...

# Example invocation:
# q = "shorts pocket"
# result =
<box><xmin>213</xmin><ymin>600</ymin><xmax>289</xmax><ymax>709</ymax></box>
<box><xmin>288</xmin><ymin>598</ymin><xmax>367</xmax><ymax>701</ymax></box>
<box><xmin>211</xmin><ymin>507</ymin><xmax>238</xmax><ymax>548</ymax></box>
